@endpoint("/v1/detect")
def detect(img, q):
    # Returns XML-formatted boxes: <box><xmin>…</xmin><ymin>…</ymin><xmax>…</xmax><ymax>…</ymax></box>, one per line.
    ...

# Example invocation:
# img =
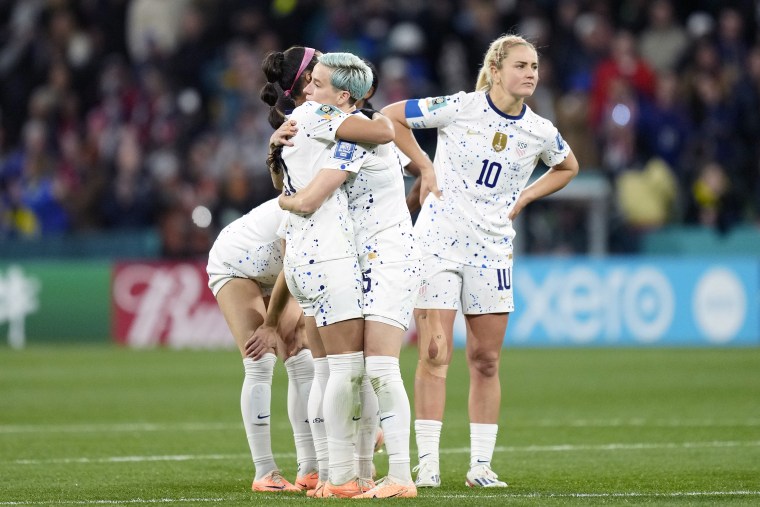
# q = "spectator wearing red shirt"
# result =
<box><xmin>590</xmin><ymin>29</ymin><xmax>656</xmax><ymax>131</ymax></box>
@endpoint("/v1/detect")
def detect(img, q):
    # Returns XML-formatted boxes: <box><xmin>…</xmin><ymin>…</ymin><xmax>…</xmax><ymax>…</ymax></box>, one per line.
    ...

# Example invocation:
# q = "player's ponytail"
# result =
<box><xmin>259</xmin><ymin>47</ymin><xmax>318</xmax><ymax>129</ymax></box>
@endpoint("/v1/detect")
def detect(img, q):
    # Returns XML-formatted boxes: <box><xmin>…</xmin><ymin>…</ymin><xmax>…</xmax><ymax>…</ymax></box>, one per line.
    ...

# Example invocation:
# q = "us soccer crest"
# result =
<box><xmin>492</xmin><ymin>132</ymin><xmax>508</xmax><ymax>152</ymax></box>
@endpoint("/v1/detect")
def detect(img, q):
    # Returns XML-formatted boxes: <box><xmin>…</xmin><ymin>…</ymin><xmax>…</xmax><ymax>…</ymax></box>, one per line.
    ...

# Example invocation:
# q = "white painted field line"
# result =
<box><xmin>2</xmin><ymin>418</ymin><xmax>759</xmax><ymax>434</ymax></box>
<box><xmin>0</xmin><ymin>422</ymin><xmax>242</xmax><ymax>434</ymax></box>
<box><xmin>7</xmin><ymin>440</ymin><xmax>760</xmax><ymax>466</ymax></box>
<box><xmin>439</xmin><ymin>491</ymin><xmax>760</xmax><ymax>499</ymax></box>
<box><xmin>12</xmin><ymin>453</ymin><xmax>250</xmax><ymax>465</ymax></box>
<box><xmin>443</xmin><ymin>439</ymin><xmax>760</xmax><ymax>454</ymax></box>
<box><xmin>532</xmin><ymin>418</ymin><xmax>760</xmax><ymax>428</ymax></box>
<box><xmin>2</xmin><ymin>491</ymin><xmax>760</xmax><ymax>505</ymax></box>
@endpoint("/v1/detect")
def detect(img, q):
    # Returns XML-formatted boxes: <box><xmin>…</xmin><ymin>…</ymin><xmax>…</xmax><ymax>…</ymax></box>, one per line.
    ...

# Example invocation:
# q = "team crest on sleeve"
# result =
<box><xmin>315</xmin><ymin>104</ymin><xmax>343</xmax><ymax>119</ymax></box>
<box><xmin>333</xmin><ymin>140</ymin><xmax>356</xmax><ymax>160</ymax></box>
<box><xmin>426</xmin><ymin>96</ymin><xmax>447</xmax><ymax>111</ymax></box>
<box><xmin>492</xmin><ymin>132</ymin><xmax>508</xmax><ymax>152</ymax></box>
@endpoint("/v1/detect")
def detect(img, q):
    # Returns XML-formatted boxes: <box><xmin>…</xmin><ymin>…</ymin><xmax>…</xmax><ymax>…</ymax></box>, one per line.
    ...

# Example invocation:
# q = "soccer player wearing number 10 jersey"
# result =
<box><xmin>383</xmin><ymin>33</ymin><xmax>580</xmax><ymax>489</ymax></box>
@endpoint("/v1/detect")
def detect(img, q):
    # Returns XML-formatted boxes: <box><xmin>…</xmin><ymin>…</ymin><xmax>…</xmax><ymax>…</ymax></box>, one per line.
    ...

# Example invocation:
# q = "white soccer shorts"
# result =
<box><xmin>284</xmin><ymin>256</ymin><xmax>364</xmax><ymax>327</ymax></box>
<box><xmin>360</xmin><ymin>256</ymin><xmax>422</xmax><ymax>330</ymax></box>
<box><xmin>207</xmin><ymin>222</ymin><xmax>282</xmax><ymax>297</ymax></box>
<box><xmin>358</xmin><ymin>221</ymin><xmax>422</xmax><ymax>330</ymax></box>
<box><xmin>416</xmin><ymin>254</ymin><xmax>514</xmax><ymax>314</ymax></box>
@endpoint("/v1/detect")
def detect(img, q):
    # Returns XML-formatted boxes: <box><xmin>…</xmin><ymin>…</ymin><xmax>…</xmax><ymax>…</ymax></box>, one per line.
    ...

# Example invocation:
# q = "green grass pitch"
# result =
<box><xmin>1</xmin><ymin>345</ymin><xmax>759</xmax><ymax>506</ymax></box>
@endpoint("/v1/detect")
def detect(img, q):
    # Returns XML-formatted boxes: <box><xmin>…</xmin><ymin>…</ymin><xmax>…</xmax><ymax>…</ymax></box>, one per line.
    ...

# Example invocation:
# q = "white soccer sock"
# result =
<box><xmin>241</xmin><ymin>354</ymin><xmax>277</xmax><ymax>480</ymax></box>
<box><xmin>470</xmin><ymin>423</ymin><xmax>498</xmax><ymax>469</ymax></box>
<box><xmin>284</xmin><ymin>349</ymin><xmax>317</xmax><ymax>476</ymax></box>
<box><xmin>414</xmin><ymin>419</ymin><xmax>442</xmax><ymax>466</ymax></box>
<box><xmin>324</xmin><ymin>351</ymin><xmax>364</xmax><ymax>485</ymax></box>
<box><xmin>366</xmin><ymin>355</ymin><xmax>412</xmax><ymax>483</ymax></box>
<box><xmin>308</xmin><ymin>357</ymin><xmax>329</xmax><ymax>482</ymax></box>
<box><xmin>354</xmin><ymin>373</ymin><xmax>379</xmax><ymax>480</ymax></box>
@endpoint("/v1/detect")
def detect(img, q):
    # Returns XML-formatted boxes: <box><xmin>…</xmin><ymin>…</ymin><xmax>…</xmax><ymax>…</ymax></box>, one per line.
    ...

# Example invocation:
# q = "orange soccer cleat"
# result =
<box><xmin>321</xmin><ymin>477</ymin><xmax>375</xmax><ymax>498</ymax></box>
<box><xmin>306</xmin><ymin>480</ymin><xmax>326</xmax><ymax>497</ymax></box>
<box><xmin>251</xmin><ymin>470</ymin><xmax>301</xmax><ymax>492</ymax></box>
<box><xmin>295</xmin><ymin>470</ymin><xmax>319</xmax><ymax>491</ymax></box>
<box><xmin>354</xmin><ymin>476</ymin><xmax>418</xmax><ymax>499</ymax></box>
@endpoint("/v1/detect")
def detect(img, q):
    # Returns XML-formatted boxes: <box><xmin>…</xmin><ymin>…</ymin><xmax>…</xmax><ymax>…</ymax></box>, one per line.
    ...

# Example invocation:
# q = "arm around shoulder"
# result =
<box><xmin>278</xmin><ymin>168</ymin><xmax>349</xmax><ymax>215</ymax></box>
<box><xmin>336</xmin><ymin>111</ymin><xmax>394</xmax><ymax>144</ymax></box>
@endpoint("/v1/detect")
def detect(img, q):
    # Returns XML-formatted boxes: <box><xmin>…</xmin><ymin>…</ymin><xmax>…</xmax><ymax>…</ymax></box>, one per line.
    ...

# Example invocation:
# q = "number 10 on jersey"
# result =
<box><xmin>476</xmin><ymin>159</ymin><xmax>502</xmax><ymax>188</ymax></box>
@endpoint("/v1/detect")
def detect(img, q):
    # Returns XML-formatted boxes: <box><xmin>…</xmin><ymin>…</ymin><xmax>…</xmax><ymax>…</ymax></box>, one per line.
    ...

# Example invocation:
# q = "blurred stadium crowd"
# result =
<box><xmin>0</xmin><ymin>0</ymin><xmax>758</xmax><ymax>257</ymax></box>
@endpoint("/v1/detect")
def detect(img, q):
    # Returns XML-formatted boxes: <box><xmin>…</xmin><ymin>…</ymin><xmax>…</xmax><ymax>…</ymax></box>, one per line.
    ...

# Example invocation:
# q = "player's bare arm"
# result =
<box><xmin>278</xmin><ymin>169</ymin><xmax>349</xmax><ymax>215</ymax></box>
<box><xmin>335</xmin><ymin>111</ymin><xmax>394</xmax><ymax>144</ymax></box>
<box><xmin>381</xmin><ymin>101</ymin><xmax>441</xmax><ymax>204</ymax></box>
<box><xmin>245</xmin><ymin>259</ymin><xmax>289</xmax><ymax>360</ymax></box>
<box><xmin>508</xmin><ymin>150</ymin><xmax>580</xmax><ymax>221</ymax></box>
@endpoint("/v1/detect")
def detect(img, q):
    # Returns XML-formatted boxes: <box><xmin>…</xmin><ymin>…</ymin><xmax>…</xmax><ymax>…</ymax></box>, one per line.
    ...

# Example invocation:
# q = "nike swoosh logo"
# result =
<box><xmin>379</xmin><ymin>414</ymin><xmax>395</xmax><ymax>422</ymax></box>
<box><xmin>352</xmin><ymin>416</ymin><xmax>361</xmax><ymax>421</ymax></box>
<box><xmin>419</xmin><ymin>453</ymin><xmax>431</xmax><ymax>459</ymax></box>
<box><xmin>477</xmin><ymin>459</ymin><xmax>489</xmax><ymax>463</ymax></box>
<box><xmin>257</xmin><ymin>414</ymin><xmax>271</xmax><ymax>419</ymax></box>
<box><xmin>372</xmin><ymin>489</ymin><xmax>407</xmax><ymax>498</ymax></box>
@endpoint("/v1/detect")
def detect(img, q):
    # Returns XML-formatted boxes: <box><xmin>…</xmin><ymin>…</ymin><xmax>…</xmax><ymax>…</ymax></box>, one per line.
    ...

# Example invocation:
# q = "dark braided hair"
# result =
<box><xmin>361</xmin><ymin>59</ymin><xmax>379</xmax><ymax>110</ymax></box>
<box><xmin>260</xmin><ymin>46</ymin><xmax>319</xmax><ymax>179</ymax></box>
<box><xmin>259</xmin><ymin>46</ymin><xmax>318</xmax><ymax>129</ymax></box>
<box><xmin>358</xmin><ymin>59</ymin><xmax>380</xmax><ymax>118</ymax></box>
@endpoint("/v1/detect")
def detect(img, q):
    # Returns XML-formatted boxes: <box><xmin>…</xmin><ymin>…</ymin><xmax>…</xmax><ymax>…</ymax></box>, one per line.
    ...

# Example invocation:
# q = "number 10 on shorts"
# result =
<box><xmin>497</xmin><ymin>268</ymin><xmax>511</xmax><ymax>291</ymax></box>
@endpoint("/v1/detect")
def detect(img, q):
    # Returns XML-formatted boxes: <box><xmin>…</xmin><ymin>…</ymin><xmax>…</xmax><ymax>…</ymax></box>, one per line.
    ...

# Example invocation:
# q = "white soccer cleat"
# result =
<box><xmin>412</xmin><ymin>461</ymin><xmax>441</xmax><ymax>488</ymax></box>
<box><xmin>465</xmin><ymin>464</ymin><xmax>508</xmax><ymax>488</ymax></box>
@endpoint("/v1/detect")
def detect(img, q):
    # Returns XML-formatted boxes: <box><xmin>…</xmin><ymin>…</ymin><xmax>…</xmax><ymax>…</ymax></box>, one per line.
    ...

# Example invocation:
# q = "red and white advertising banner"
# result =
<box><xmin>112</xmin><ymin>261</ymin><xmax>234</xmax><ymax>348</ymax></box>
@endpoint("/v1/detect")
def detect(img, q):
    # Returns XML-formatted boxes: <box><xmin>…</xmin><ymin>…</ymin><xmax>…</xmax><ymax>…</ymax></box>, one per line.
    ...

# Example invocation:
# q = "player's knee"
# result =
<box><xmin>468</xmin><ymin>352</ymin><xmax>500</xmax><ymax>378</ymax></box>
<box><xmin>418</xmin><ymin>356</ymin><xmax>449</xmax><ymax>379</ymax></box>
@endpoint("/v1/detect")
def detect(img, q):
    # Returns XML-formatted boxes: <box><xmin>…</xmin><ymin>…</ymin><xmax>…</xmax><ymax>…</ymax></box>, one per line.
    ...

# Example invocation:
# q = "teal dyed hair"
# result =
<box><xmin>317</xmin><ymin>53</ymin><xmax>372</xmax><ymax>101</ymax></box>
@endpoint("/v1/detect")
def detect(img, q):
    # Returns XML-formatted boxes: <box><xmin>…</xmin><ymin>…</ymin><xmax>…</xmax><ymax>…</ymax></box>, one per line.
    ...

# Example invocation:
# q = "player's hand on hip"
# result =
<box><xmin>508</xmin><ymin>194</ymin><xmax>528</xmax><ymax>221</ymax></box>
<box><xmin>420</xmin><ymin>170</ymin><xmax>443</xmax><ymax>204</ymax></box>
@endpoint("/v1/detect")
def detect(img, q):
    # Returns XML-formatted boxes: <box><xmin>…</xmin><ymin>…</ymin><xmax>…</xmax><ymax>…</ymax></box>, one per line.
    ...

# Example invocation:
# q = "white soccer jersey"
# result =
<box><xmin>319</xmin><ymin>136</ymin><xmax>421</xmax><ymax>328</ymax></box>
<box><xmin>396</xmin><ymin>146</ymin><xmax>413</xmax><ymax>177</ymax></box>
<box><xmin>404</xmin><ymin>91</ymin><xmax>570</xmax><ymax>268</ymax></box>
<box><xmin>321</xmin><ymin>136</ymin><xmax>414</xmax><ymax>256</ymax></box>
<box><xmin>280</xmin><ymin>101</ymin><xmax>356</xmax><ymax>267</ymax></box>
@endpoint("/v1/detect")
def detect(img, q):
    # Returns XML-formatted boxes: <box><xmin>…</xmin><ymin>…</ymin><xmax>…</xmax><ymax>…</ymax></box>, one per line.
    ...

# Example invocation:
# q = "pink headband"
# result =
<box><xmin>284</xmin><ymin>47</ymin><xmax>316</xmax><ymax>97</ymax></box>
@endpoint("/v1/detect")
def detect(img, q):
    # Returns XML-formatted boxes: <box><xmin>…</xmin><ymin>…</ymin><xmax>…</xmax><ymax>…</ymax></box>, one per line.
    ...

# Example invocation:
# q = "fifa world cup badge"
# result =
<box><xmin>316</xmin><ymin>104</ymin><xmax>342</xmax><ymax>119</ymax></box>
<box><xmin>492</xmin><ymin>132</ymin><xmax>508</xmax><ymax>152</ymax></box>
<box><xmin>427</xmin><ymin>96</ymin><xmax>447</xmax><ymax>112</ymax></box>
